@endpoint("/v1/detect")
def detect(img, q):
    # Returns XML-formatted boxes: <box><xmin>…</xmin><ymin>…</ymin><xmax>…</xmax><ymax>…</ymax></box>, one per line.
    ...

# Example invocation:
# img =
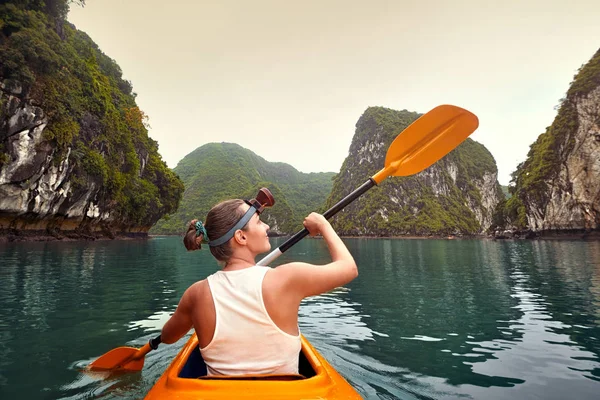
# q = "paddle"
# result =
<box><xmin>88</xmin><ymin>104</ymin><xmax>478</xmax><ymax>372</ymax></box>
<box><xmin>88</xmin><ymin>336</ymin><xmax>162</xmax><ymax>372</ymax></box>
<box><xmin>256</xmin><ymin>104</ymin><xmax>478</xmax><ymax>266</ymax></box>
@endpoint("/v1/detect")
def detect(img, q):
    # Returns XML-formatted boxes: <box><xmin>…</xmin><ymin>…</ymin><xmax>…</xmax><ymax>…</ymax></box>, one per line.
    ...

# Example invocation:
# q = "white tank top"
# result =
<box><xmin>200</xmin><ymin>266</ymin><xmax>301</xmax><ymax>376</ymax></box>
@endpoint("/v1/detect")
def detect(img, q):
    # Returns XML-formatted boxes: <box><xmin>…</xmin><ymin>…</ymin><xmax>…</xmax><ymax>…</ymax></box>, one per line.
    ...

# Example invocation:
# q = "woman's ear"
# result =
<box><xmin>233</xmin><ymin>230</ymin><xmax>247</xmax><ymax>245</ymax></box>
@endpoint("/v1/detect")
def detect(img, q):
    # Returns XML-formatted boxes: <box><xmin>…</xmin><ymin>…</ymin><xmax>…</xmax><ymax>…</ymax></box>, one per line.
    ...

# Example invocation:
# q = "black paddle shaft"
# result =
<box><xmin>278</xmin><ymin>178</ymin><xmax>376</xmax><ymax>254</ymax></box>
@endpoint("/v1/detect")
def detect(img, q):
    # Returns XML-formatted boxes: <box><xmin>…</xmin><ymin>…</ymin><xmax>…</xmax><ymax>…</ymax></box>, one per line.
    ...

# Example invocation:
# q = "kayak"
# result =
<box><xmin>145</xmin><ymin>333</ymin><xmax>362</xmax><ymax>399</ymax></box>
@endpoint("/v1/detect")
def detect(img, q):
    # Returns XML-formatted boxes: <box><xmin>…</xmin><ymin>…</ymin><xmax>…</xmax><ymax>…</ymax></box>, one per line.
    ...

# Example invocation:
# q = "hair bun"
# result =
<box><xmin>184</xmin><ymin>219</ymin><xmax>202</xmax><ymax>251</ymax></box>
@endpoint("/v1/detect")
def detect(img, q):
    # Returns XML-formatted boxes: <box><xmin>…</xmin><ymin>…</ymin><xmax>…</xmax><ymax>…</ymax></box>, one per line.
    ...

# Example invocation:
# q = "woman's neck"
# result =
<box><xmin>222</xmin><ymin>255</ymin><xmax>256</xmax><ymax>271</ymax></box>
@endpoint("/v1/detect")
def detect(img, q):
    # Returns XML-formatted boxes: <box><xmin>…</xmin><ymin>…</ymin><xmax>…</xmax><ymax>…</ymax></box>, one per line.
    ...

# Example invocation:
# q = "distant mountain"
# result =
<box><xmin>500</xmin><ymin>48</ymin><xmax>600</xmax><ymax>235</ymax></box>
<box><xmin>324</xmin><ymin>107</ymin><xmax>503</xmax><ymax>236</ymax></box>
<box><xmin>150</xmin><ymin>143</ymin><xmax>335</xmax><ymax>235</ymax></box>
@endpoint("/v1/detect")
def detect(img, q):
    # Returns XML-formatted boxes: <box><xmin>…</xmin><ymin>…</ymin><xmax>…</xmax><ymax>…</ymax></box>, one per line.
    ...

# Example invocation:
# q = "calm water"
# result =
<box><xmin>1</xmin><ymin>237</ymin><xmax>599</xmax><ymax>399</ymax></box>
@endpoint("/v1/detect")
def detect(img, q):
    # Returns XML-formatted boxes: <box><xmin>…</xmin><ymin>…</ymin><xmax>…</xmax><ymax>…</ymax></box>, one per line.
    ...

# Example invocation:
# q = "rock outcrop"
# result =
<box><xmin>324</xmin><ymin>107</ymin><xmax>503</xmax><ymax>236</ymax></box>
<box><xmin>0</xmin><ymin>80</ymin><xmax>181</xmax><ymax>240</ymax></box>
<box><xmin>528</xmin><ymin>87</ymin><xmax>600</xmax><ymax>231</ymax></box>
<box><xmin>0</xmin><ymin>3</ymin><xmax>183</xmax><ymax>240</ymax></box>
<box><xmin>505</xmin><ymin>48</ymin><xmax>600</xmax><ymax>235</ymax></box>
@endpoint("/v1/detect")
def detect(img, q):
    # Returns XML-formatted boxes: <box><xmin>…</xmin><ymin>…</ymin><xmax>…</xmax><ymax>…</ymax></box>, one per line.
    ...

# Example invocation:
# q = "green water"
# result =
<box><xmin>1</xmin><ymin>237</ymin><xmax>599</xmax><ymax>399</ymax></box>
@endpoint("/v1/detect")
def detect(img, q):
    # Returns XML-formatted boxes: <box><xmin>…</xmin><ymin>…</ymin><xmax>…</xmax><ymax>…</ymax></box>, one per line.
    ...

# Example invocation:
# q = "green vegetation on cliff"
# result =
<box><xmin>0</xmin><ymin>1</ymin><xmax>184</xmax><ymax>227</ymax></box>
<box><xmin>502</xmin><ymin>48</ymin><xmax>600</xmax><ymax>230</ymax></box>
<box><xmin>150</xmin><ymin>143</ymin><xmax>335</xmax><ymax>235</ymax></box>
<box><xmin>324</xmin><ymin>107</ymin><xmax>501</xmax><ymax>236</ymax></box>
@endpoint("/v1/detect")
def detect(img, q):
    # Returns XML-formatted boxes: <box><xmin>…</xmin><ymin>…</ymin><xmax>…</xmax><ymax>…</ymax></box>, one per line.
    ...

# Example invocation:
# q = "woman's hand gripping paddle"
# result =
<box><xmin>88</xmin><ymin>104</ymin><xmax>478</xmax><ymax>373</ymax></box>
<box><xmin>257</xmin><ymin>104</ymin><xmax>479</xmax><ymax>266</ymax></box>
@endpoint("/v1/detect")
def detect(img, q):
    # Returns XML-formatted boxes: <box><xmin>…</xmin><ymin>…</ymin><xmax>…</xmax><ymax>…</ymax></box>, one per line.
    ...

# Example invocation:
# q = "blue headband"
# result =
<box><xmin>208</xmin><ymin>204</ymin><xmax>259</xmax><ymax>247</ymax></box>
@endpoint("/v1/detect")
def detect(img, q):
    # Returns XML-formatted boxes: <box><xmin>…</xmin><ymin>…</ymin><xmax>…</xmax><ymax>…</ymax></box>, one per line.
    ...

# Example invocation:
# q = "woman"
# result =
<box><xmin>160</xmin><ymin>195</ymin><xmax>357</xmax><ymax>376</ymax></box>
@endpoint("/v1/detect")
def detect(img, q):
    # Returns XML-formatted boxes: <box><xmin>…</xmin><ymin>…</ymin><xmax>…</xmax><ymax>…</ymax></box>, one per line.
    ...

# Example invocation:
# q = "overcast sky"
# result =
<box><xmin>68</xmin><ymin>0</ymin><xmax>600</xmax><ymax>185</ymax></box>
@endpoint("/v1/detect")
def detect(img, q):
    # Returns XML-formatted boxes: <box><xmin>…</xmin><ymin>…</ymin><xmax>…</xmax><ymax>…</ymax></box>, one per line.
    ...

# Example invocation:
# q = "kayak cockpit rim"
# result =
<box><xmin>161</xmin><ymin>334</ymin><xmax>334</xmax><ymax>390</ymax></box>
<box><xmin>177</xmin><ymin>335</ymin><xmax>320</xmax><ymax>381</ymax></box>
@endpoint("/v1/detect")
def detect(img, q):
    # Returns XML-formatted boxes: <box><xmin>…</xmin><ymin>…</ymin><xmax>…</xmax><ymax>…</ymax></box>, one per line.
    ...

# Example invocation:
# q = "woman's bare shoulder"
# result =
<box><xmin>181</xmin><ymin>279</ymin><xmax>209</xmax><ymax>305</ymax></box>
<box><xmin>270</xmin><ymin>262</ymin><xmax>314</xmax><ymax>277</ymax></box>
<box><xmin>270</xmin><ymin>260</ymin><xmax>357</xmax><ymax>298</ymax></box>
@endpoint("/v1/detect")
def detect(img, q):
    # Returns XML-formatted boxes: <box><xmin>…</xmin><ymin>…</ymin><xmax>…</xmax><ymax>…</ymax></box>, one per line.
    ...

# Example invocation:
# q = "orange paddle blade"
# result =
<box><xmin>88</xmin><ymin>343</ymin><xmax>149</xmax><ymax>372</ymax></box>
<box><xmin>372</xmin><ymin>105</ymin><xmax>478</xmax><ymax>183</ymax></box>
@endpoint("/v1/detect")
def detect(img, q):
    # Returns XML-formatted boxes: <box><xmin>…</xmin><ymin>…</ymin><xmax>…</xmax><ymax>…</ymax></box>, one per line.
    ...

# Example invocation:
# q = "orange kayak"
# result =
<box><xmin>145</xmin><ymin>334</ymin><xmax>362</xmax><ymax>399</ymax></box>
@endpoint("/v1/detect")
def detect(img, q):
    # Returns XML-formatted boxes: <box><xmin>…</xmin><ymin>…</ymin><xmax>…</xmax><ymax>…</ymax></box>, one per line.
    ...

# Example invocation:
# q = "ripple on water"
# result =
<box><xmin>128</xmin><ymin>311</ymin><xmax>172</xmax><ymax>332</ymax></box>
<box><xmin>400</xmin><ymin>335</ymin><xmax>445</xmax><ymax>342</ymax></box>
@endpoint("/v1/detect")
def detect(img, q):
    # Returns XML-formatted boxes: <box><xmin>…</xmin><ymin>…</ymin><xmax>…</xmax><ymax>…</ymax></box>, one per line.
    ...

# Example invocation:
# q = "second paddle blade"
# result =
<box><xmin>89</xmin><ymin>347</ymin><xmax>145</xmax><ymax>372</ymax></box>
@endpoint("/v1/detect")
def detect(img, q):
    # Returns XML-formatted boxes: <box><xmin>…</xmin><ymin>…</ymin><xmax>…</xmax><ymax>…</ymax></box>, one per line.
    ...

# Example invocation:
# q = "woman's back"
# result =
<box><xmin>192</xmin><ymin>266</ymin><xmax>301</xmax><ymax>376</ymax></box>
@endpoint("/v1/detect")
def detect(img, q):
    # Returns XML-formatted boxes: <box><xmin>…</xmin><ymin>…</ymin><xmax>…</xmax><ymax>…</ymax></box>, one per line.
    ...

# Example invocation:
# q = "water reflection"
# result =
<box><xmin>299</xmin><ymin>287</ymin><xmax>418</xmax><ymax>399</ymax></box>
<box><xmin>0</xmin><ymin>239</ymin><xmax>188</xmax><ymax>399</ymax></box>
<box><xmin>337</xmin><ymin>239</ymin><xmax>600</xmax><ymax>399</ymax></box>
<box><xmin>2</xmin><ymin>237</ymin><xmax>600</xmax><ymax>399</ymax></box>
<box><xmin>590</xmin><ymin>242</ymin><xmax>600</xmax><ymax>325</ymax></box>
<box><xmin>300</xmin><ymin>288</ymin><xmax>388</xmax><ymax>344</ymax></box>
<box><xmin>461</xmin><ymin>265</ymin><xmax>599</xmax><ymax>398</ymax></box>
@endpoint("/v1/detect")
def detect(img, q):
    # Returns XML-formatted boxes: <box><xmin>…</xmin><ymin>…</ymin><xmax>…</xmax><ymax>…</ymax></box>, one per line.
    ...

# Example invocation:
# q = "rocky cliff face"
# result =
<box><xmin>325</xmin><ymin>107</ymin><xmax>503</xmax><ymax>236</ymax></box>
<box><xmin>506</xmin><ymin>48</ymin><xmax>600</xmax><ymax>235</ymax></box>
<box><xmin>0</xmin><ymin>83</ymin><xmax>73</xmax><ymax>230</ymax></box>
<box><xmin>525</xmin><ymin>86</ymin><xmax>600</xmax><ymax>232</ymax></box>
<box><xmin>0</xmin><ymin>82</ymin><xmax>171</xmax><ymax>238</ymax></box>
<box><xmin>0</xmin><ymin>3</ymin><xmax>184</xmax><ymax>240</ymax></box>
